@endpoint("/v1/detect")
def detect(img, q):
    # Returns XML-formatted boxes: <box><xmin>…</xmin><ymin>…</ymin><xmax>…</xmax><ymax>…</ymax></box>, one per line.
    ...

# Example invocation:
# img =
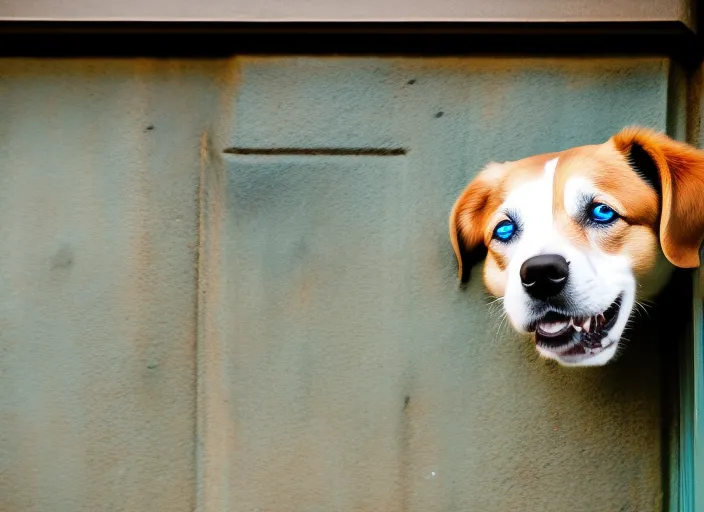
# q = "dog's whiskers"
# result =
<box><xmin>633</xmin><ymin>300</ymin><xmax>653</xmax><ymax>321</ymax></box>
<box><xmin>486</xmin><ymin>296</ymin><xmax>504</xmax><ymax>307</ymax></box>
<box><xmin>492</xmin><ymin>310</ymin><xmax>510</xmax><ymax>346</ymax></box>
<box><xmin>486</xmin><ymin>303</ymin><xmax>505</xmax><ymax>321</ymax></box>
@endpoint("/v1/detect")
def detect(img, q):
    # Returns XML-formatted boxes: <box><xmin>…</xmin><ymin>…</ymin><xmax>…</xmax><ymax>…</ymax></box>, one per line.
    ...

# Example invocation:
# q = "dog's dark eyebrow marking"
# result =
<box><xmin>627</xmin><ymin>143</ymin><xmax>661</xmax><ymax>194</ymax></box>
<box><xmin>224</xmin><ymin>147</ymin><xmax>407</xmax><ymax>156</ymax></box>
<box><xmin>502</xmin><ymin>208</ymin><xmax>523</xmax><ymax>230</ymax></box>
<box><xmin>574</xmin><ymin>194</ymin><xmax>595</xmax><ymax>223</ymax></box>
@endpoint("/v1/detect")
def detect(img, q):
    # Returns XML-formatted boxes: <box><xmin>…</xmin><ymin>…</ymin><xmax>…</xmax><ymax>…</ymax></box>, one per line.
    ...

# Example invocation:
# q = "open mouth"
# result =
<box><xmin>529</xmin><ymin>295</ymin><xmax>623</xmax><ymax>357</ymax></box>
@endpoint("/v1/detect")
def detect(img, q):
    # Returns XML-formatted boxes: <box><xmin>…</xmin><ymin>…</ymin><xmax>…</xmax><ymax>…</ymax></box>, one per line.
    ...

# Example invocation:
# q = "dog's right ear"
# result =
<box><xmin>449</xmin><ymin>164</ymin><xmax>505</xmax><ymax>284</ymax></box>
<box><xmin>612</xmin><ymin>127</ymin><xmax>704</xmax><ymax>268</ymax></box>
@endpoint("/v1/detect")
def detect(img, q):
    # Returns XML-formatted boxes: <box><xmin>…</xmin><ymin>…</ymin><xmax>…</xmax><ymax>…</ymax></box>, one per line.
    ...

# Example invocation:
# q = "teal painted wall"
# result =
<box><xmin>0</xmin><ymin>57</ymin><xmax>674</xmax><ymax>511</ymax></box>
<box><xmin>0</xmin><ymin>60</ymin><xmax>233</xmax><ymax>512</ymax></box>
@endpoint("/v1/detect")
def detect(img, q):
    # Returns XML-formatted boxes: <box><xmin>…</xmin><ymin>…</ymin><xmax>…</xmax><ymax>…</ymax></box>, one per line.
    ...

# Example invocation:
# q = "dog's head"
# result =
<box><xmin>450</xmin><ymin>127</ymin><xmax>704</xmax><ymax>366</ymax></box>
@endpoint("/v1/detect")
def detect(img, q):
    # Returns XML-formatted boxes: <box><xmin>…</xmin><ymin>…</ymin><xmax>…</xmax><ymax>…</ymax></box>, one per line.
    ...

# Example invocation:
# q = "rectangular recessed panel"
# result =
<box><xmin>220</xmin><ymin>155</ymin><xmax>412</xmax><ymax>510</ymax></box>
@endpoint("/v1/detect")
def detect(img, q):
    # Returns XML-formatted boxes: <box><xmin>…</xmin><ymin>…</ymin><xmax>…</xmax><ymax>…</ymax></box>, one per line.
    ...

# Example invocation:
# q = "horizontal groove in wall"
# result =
<box><xmin>223</xmin><ymin>148</ymin><xmax>408</xmax><ymax>157</ymax></box>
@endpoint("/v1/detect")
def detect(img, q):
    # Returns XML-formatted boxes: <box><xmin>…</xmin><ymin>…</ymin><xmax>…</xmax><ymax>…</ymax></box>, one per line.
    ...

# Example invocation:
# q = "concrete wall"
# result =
<box><xmin>0</xmin><ymin>57</ymin><xmax>673</xmax><ymax>511</ymax></box>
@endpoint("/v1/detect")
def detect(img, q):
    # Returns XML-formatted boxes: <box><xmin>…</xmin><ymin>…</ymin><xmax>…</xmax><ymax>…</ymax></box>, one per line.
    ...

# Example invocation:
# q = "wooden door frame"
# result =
<box><xmin>2</xmin><ymin>16</ymin><xmax>703</xmax><ymax>512</ymax></box>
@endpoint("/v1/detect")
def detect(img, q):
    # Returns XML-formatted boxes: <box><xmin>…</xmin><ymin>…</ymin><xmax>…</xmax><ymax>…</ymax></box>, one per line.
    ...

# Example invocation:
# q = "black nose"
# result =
<box><xmin>520</xmin><ymin>254</ymin><xmax>569</xmax><ymax>300</ymax></box>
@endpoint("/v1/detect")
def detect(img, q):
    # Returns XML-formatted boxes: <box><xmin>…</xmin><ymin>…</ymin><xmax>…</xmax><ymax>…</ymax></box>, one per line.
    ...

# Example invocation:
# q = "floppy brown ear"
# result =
<box><xmin>612</xmin><ymin>126</ymin><xmax>704</xmax><ymax>268</ymax></box>
<box><xmin>449</xmin><ymin>164</ymin><xmax>504</xmax><ymax>283</ymax></box>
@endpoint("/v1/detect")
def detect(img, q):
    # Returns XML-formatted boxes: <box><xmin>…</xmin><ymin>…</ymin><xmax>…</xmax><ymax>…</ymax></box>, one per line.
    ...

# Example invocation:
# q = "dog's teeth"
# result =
<box><xmin>540</xmin><ymin>320</ymin><xmax>569</xmax><ymax>334</ymax></box>
<box><xmin>569</xmin><ymin>318</ymin><xmax>582</xmax><ymax>332</ymax></box>
<box><xmin>582</xmin><ymin>317</ymin><xmax>591</xmax><ymax>332</ymax></box>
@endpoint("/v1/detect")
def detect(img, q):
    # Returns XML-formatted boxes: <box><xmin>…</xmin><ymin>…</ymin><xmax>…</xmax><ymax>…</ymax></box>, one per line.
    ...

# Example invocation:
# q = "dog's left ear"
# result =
<box><xmin>613</xmin><ymin>126</ymin><xmax>704</xmax><ymax>268</ymax></box>
<box><xmin>449</xmin><ymin>163</ymin><xmax>505</xmax><ymax>283</ymax></box>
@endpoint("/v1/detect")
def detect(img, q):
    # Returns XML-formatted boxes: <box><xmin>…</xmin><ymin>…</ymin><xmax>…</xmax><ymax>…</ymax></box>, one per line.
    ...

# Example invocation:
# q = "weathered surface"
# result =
<box><xmin>0</xmin><ymin>57</ymin><xmax>672</xmax><ymax>512</ymax></box>
<box><xmin>0</xmin><ymin>59</ymin><xmax>236</xmax><ymax>512</ymax></box>
<box><xmin>202</xmin><ymin>57</ymin><xmax>669</xmax><ymax>511</ymax></box>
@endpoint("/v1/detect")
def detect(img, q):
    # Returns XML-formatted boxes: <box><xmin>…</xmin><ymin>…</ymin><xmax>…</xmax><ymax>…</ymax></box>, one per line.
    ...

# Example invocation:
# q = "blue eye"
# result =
<box><xmin>493</xmin><ymin>220</ymin><xmax>517</xmax><ymax>242</ymax></box>
<box><xmin>588</xmin><ymin>203</ymin><xmax>618</xmax><ymax>224</ymax></box>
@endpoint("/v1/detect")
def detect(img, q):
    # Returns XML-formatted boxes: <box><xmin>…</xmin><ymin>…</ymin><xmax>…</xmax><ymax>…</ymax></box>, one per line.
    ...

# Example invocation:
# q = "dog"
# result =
<box><xmin>449</xmin><ymin>127</ymin><xmax>704</xmax><ymax>366</ymax></box>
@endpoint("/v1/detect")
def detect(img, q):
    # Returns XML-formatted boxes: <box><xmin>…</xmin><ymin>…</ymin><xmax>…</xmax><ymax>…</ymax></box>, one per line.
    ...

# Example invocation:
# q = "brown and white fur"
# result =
<box><xmin>450</xmin><ymin>127</ymin><xmax>704</xmax><ymax>366</ymax></box>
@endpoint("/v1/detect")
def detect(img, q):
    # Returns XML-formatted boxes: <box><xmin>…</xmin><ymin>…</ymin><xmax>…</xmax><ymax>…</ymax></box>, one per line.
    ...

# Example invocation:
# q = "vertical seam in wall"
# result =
<box><xmin>195</xmin><ymin>131</ymin><xmax>208</xmax><ymax>512</ymax></box>
<box><xmin>194</xmin><ymin>58</ymin><xmax>241</xmax><ymax>512</ymax></box>
<box><xmin>691</xmin><ymin>272</ymin><xmax>703</xmax><ymax>512</ymax></box>
<box><xmin>665</xmin><ymin>59</ymin><xmax>686</xmax><ymax>512</ymax></box>
<box><xmin>686</xmin><ymin>67</ymin><xmax>702</xmax><ymax>147</ymax></box>
<box><xmin>690</xmin><ymin>55</ymin><xmax>704</xmax><ymax>512</ymax></box>
<box><xmin>666</xmin><ymin>60</ymin><xmax>687</xmax><ymax>141</ymax></box>
<box><xmin>665</xmin><ymin>57</ymin><xmax>698</xmax><ymax>512</ymax></box>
